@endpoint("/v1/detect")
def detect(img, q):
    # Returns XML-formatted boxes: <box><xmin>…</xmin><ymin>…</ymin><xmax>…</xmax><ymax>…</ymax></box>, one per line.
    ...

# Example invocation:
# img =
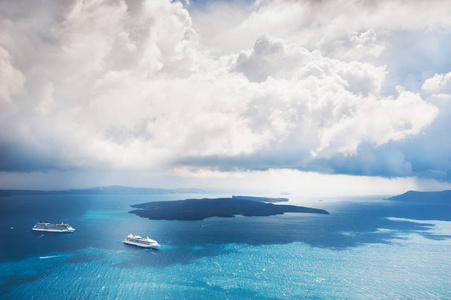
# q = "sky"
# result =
<box><xmin>0</xmin><ymin>0</ymin><xmax>451</xmax><ymax>197</ymax></box>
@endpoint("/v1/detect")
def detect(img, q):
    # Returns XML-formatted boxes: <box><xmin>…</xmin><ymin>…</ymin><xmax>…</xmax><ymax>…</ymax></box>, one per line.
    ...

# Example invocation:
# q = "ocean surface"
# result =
<box><xmin>0</xmin><ymin>193</ymin><xmax>450</xmax><ymax>299</ymax></box>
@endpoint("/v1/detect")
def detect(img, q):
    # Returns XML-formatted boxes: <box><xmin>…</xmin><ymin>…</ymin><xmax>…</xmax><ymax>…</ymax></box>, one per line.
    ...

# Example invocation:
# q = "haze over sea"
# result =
<box><xmin>1</xmin><ymin>192</ymin><xmax>450</xmax><ymax>299</ymax></box>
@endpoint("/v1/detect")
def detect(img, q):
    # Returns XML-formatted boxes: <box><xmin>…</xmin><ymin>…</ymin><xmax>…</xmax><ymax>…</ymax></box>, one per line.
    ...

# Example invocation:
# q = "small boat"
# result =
<box><xmin>124</xmin><ymin>233</ymin><xmax>160</xmax><ymax>249</ymax></box>
<box><xmin>32</xmin><ymin>222</ymin><xmax>75</xmax><ymax>233</ymax></box>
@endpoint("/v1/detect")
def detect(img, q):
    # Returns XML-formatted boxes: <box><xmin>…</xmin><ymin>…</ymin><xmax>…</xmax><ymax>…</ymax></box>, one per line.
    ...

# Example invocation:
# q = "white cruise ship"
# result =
<box><xmin>32</xmin><ymin>222</ymin><xmax>75</xmax><ymax>233</ymax></box>
<box><xmin>124</xmin><ymin>233</ymin><xmax>160</xmax><ymax>249</ymax></box>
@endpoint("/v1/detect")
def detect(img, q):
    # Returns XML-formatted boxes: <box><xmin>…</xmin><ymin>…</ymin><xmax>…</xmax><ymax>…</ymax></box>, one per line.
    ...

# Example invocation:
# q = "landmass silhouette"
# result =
<box><xmin>129</xmin><ymin>197</ymin><xmax>329</xmax><ymax>221</ymax></box>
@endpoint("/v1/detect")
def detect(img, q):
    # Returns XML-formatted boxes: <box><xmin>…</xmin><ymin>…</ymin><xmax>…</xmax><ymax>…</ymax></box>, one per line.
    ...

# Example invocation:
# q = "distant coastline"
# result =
<box><xmin>130</xmin><ymin>197</ymin><xmax>329</xmax><ymax>221</ymax></box>
<box><xmin>0</xmin><ymin>185</ymin><xmax>203</xmax><ymax>197</ymax></box>
<box><xmin>387</xmin><ymin>190</ymin><xmax>451</xmax><ymax>204</ymax></box>
<box><xmin>232</xmin><ymin>195</ymin><xmax>289</xmax><ymax>203</ymax></box>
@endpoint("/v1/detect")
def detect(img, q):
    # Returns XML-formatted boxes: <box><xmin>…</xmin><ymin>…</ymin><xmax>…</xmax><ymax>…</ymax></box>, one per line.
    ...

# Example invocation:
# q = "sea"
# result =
<box><xmin>0</xmin><ymin>192</ymin><xmax>450</xmax><ymax>299</ymax></box>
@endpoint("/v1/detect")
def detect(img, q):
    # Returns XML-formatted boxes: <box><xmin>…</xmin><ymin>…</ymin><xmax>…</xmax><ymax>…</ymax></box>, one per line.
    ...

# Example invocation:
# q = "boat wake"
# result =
<box><xmin>39</xmin><ymin>255</ymin><xmax>60</xmax><ymax>259</ymax></box>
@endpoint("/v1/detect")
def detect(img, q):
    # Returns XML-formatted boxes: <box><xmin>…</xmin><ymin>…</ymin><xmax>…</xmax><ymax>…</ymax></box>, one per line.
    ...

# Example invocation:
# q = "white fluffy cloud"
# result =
<box><xmin>317</xmin><ymin>29</ymin><xmax>385</xmax><ymax>61</ymax></box>
<box><xmin>0</xmin><ymin>0</ymin><xmax>448</xmax><ymax>185</ymax></box>
<box><xmin>232</xmin><ymin>35</ymin><xmax>437</xmax><ymax>159</ymax></box>
<box><xmin>422</xmin><ymin>72</ymin><xmax>451</xmax><ymax>95</ymax></box>
<box><xmin>0</xmin><ymin>46</ymin><xmax>24</xmax><ymax>103</ymax></box>
<box><xmin>191</xmin><ymin>0</ymin><xmax>451</xmax><ymax>55</ymax></box>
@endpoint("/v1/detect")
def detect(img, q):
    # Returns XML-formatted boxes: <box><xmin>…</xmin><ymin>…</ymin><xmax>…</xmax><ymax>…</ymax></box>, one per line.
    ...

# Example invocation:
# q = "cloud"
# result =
<box><xmin>0</xmin><ymin>46</ymin><xmax>25</xmax><ymax>103</ymax></box>
<box><xmin>0</xmin><ymin>0</ymin><xmax>448</xmax><ymax>186</ymax></box>
<box><xmin>317</xmin><ymin>29</ymin><xmax>385</xmax><ymax>61</ymax></box>
<box><xmin>231</xmin><ymin>35</ymin><xmax>437</xmax><ymax>160</ymax></box>
<box><xmin>0</xmin><ymin>0</ymin><xmax>208</xmax><ymax>170</ymax></box>
<box><xmin>395</xmin><ymin>80</ymin><xmax>451</xmax><ymax>180</ymax></box>
<box><xmin>422</xmin><ymin>72</ymin><xmax>451</xmax><ymax>94</ymax></box>
<box><xmin>192</xmin><ymin>0</ymin><xmax>451</xmax><ymax>92</ymax></box>
<box><xmin>232</xmin><ymin>34</ymin><xmax>313</xmax><ymax>82</ymax></box>
<box><xmin>191</xmin><ymin>0</ymin><xmax>451</xmax><ymax>54</ymax></box>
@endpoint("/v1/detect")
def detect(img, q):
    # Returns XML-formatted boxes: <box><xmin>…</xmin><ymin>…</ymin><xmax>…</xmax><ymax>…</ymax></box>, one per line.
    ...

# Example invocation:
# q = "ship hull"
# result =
<box><xmin>32</xmin><ymin>228</ymin><xmax>75</xmax><ymax>233</ymax></box>
<box><xmin>123</xmin><ymin>239</ymin><xmax>159</xmax><ymax>249</ymax></box>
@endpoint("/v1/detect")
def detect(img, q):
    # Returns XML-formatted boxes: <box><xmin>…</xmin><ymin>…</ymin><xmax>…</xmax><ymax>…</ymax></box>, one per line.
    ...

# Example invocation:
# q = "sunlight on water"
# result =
<box><xmin>82</xmin><ymin>210</ymin><xmax>128</xmax><ymax>220</ymax></box>
<box><xmin>0</xmin><ymin>194</ymin><xmax>450</xmax><ymax>299</ymax></box>
<box><xmin>2</xmin><ymin>220</ymin><xmax>450</xmax><ymax>299</ymax></box>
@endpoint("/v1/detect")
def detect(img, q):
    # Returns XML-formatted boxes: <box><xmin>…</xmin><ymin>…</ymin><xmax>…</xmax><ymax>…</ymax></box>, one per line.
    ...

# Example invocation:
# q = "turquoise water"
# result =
<box><xmin>0</xmin><ymin>194</ymin><xmax>450</xmax><ymax>299</ymax></box>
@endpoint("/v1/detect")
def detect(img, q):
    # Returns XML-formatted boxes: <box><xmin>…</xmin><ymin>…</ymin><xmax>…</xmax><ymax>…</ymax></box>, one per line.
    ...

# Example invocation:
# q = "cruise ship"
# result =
<box><xmin>123</xmin><ymin>233</ymin><xmax>160</xmax><ymax>248</ymax></box>
<box><xmin>32</xmin><ymin>222</ymin><xmax>75</xmax><ymax>233</ymax></box>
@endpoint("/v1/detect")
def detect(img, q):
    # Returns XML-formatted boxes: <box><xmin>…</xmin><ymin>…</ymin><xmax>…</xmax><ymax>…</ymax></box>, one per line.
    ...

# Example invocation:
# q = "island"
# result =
<box><xmin>129</xmin><ymin>198</ymin><xmax>329</xmax><ymax>221</ymax></box>
<box><xmin>387</xmin><ymin>190</ymin><xmax>451</xmax><ymax>204</ymax></box>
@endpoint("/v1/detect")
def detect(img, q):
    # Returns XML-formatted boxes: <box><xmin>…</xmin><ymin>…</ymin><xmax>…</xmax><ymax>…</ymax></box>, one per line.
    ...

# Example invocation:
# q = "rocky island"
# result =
<box><xmin>129</xmin><ymin>198</ymin><xmax>329</xmax><ymax>221</ymax></box>
<box><xmin>387</xmin><ymin>190</ymin><xmax>451</xmax><ymax>204</ymax></box>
